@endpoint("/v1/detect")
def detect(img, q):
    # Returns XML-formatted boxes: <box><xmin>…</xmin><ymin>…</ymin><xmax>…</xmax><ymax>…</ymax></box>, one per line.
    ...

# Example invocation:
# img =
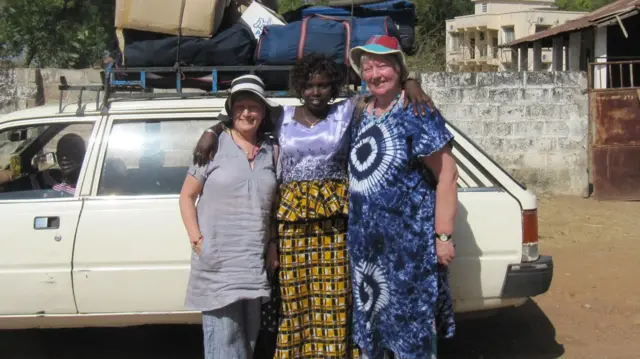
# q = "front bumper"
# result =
<box><xmin>501</xmin><ymin>255</ymin><xmax>553</xmax><ymax>298</ymax></box>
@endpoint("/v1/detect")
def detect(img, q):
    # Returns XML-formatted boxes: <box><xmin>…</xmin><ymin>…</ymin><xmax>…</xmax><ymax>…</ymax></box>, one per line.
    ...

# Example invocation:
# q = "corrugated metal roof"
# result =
<box><xmin>501</xmin><ymin>0</ymin><xmax>640</xmax><ymax>47</ymax></box>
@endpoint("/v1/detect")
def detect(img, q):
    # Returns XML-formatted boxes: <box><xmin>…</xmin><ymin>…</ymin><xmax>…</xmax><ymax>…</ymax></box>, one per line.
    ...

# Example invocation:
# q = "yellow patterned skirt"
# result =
<box><xmin>274</xmin><ymin>179</ymin><xmax>359</xmax><ymax>359</ymax></box>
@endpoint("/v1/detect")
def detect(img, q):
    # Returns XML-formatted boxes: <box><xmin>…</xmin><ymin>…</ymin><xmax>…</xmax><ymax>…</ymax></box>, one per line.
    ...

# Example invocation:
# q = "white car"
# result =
<box><xmin>0</xmin><ymin>95</ymin><xmax>552</xmax><ymax>329</ymax></box>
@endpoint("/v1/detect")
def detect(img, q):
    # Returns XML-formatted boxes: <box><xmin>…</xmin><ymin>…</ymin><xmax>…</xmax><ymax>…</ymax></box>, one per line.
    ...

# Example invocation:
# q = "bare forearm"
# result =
<box><xmin>0</xmin><ymin>170</ymin><xmax>11</xmax><ymax>185</ymax></box>
<box><xmin>179</xmin><ymin>195</ymin><xmax>201</xmax><ymax>241</ymax></box>
<box><xmin>434</xmin><ymin>178</ymin><xmax>457</xmax><ymax>235</ymax></box>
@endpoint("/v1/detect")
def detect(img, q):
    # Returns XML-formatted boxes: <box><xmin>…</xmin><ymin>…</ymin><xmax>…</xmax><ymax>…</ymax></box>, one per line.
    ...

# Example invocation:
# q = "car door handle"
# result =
<box><xmin>34</xmin><ymin>217</ymin><xmax>60</xmax><ymax>230</ymax></box>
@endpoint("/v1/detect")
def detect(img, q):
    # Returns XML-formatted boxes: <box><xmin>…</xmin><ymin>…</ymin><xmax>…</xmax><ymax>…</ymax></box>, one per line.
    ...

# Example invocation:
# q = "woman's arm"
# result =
<box><xmin>193</xmin><ymin>122</ymin><xmax>224</xmax><ymax>167</ymax></box>
<box><xmin>422</xmin><ymin>145</ymin><xmax>458</xmax><ymax>265</ymax></box>
<box><xmin>0</xmin><ymin>170</ymin><xmax>11</xmax><ymax>185</ymax></box>
<box><xmin>423</xmin><ymin>145</ymin><xmax>458</xmax><ymax>234</ymax></box>
<box><xmin>179</xmin><ymin>175</ymin><xmax>204</xmax><ymax>254</ymax></box>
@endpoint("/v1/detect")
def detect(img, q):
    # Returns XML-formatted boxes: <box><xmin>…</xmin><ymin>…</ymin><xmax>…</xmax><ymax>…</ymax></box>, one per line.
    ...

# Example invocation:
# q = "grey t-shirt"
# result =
<box><xmin>184</xmin><ymin>130</ymin><xmax>278</xmax><ymax>311</ymax></box>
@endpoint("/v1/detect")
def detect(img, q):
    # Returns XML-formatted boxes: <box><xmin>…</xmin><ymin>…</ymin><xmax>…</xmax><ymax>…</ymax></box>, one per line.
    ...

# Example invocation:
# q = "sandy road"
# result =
<box><xmin>0</xmin><ymin>196</ymin><xmax>638</xmax><ymax>359</ymax></box>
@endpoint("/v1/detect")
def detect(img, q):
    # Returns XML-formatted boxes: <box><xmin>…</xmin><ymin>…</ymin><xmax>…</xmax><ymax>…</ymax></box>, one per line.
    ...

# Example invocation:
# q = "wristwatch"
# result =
<box><xmin>436</xmin><ymin>233</ymin><xmax>452</xmax><ymax>243</ymax></box>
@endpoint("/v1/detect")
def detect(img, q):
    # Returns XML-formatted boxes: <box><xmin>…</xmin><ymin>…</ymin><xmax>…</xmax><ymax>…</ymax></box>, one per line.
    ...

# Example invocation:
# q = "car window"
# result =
<box><xmin>98</xmin><ymin>119</ymin><xmax>213</xmax><ymax>196</ymax></box>
<box><xmin>0</xmin><ymin>123</ymin><xmax>95</xmax><ymax>200</ymax></box>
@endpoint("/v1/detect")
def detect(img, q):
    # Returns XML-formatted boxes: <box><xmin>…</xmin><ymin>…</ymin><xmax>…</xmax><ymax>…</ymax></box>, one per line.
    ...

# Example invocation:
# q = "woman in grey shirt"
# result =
<box><xmin>179</xmin><ymin>75</ymin><xmax>279</xmax><ymax>359</ymax></box>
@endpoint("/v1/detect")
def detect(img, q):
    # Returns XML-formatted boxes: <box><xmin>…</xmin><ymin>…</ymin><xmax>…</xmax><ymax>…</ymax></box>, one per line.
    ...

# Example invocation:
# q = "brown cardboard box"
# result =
<box><xmin>115</xmin><ymin>0</ymin><xmax>228</xmax><ymax>38</ymax></box>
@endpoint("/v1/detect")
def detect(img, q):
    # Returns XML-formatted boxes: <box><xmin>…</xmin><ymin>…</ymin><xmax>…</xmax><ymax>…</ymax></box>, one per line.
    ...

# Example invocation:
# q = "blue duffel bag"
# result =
<box><xmin>301</xmin><ymin>0</ymin><xmax>416</xmax><ymax>54</ymax></box>
<box><xmin>348</xmin><ymin>16</ymin><xmax>401</xmax><ymax>48</ymax></box>
<box><xmin>256</xmin><ymin>14</ymin><xmax>400</xmax><ymax>66</ymax></box>
<box><xmin>256</xmin><ymin>15</ymin><xmax>352</xmax><ymax>66</ymax></box>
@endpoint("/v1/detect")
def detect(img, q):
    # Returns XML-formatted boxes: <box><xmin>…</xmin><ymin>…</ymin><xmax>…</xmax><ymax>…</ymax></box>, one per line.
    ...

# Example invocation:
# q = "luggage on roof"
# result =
<box><xmin>115</xmin><ymin>0</ymin><xmax>229</xmax><ymax>38</ymax></box>
<box><xmin>103</xmin><ymin>0</ymin><xmax>417</xmax><ymax>92</ymax></box>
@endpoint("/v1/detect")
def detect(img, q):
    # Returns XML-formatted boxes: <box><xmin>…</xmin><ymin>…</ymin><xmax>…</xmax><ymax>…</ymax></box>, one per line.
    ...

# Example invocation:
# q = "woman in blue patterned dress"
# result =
<box><xmin>346</xmin><ymin>35</ymin><xmax>459</xmax><ymax>359</ymax></box>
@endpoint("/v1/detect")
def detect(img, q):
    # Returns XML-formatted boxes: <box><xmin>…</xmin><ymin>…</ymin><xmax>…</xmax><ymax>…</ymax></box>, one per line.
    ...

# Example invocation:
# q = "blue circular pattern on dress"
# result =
<box><xmin>349</xmin><ymin>121</ymin><xmax>400</xmax><ymax>196</ymax></box>
<box><xmin>353</xmin><ymin>260</ymin><xmax>390</xmax><ymax>331</ymax></box>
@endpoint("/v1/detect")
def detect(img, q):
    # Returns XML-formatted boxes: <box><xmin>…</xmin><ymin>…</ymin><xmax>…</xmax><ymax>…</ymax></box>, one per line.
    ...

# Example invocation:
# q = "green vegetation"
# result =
<box><xmin>555</xmin><ymin>0</ymin><xmax>615</xmax><ymax>11</ymax></box>
<box><xmin>0</xmin><ymin>0</ymin><xmax>618</xmax><ymax>70</ymax></box>
<box><xmin>0</xmin><ymin>0</ymin><xmax>114</xmax><ymax>68</ymax></box>
<box><xmin>409</xmin><ymin>0</ymin><xmax>474</xmax><ymax>70</ymax></box>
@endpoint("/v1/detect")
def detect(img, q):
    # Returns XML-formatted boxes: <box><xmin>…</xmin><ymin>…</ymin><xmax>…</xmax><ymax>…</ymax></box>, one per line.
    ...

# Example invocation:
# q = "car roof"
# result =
<box><xmin>0</xmin><ymin>96</ymin><xmax>307</xmax><ymax>125</ymax></box>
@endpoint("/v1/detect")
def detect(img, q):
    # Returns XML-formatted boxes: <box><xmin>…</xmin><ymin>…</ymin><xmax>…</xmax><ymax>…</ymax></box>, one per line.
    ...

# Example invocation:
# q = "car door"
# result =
<box><xmin>0</xmin><ymin>119</ymin><xmax>99</xmax><ymax>315</ymax></box>
<box><xmin>72</xmin><ymin>112</ymin><xmax>218</xmax><ymax>313</ymax></box>
<box><xmin>446</xmin><ymin>125</ymin><xmax>526</xmax><ymax>313</ymax></box>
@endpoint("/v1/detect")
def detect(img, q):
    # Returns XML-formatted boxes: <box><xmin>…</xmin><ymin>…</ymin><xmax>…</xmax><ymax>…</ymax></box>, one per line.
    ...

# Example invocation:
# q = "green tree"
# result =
<box><xmin>409</xmin><ymin>0</ymin><xmax>474</xmax><ymax>70</ymax></box>
<box><xmin>0</xmin><ymin>0</ymin><xmax>115</xmax><ymax>68</ymax></box>
<box><xmin>555</xmin><ymin>0</ymin><xmax>616</xmax><ymax>11</ymax></box>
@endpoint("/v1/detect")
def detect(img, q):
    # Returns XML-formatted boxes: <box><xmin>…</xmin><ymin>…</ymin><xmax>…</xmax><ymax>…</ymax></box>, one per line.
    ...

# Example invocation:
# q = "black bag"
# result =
<box><xmin>122</xmin><ymin>23</ymin><xmax>256</xmax><ymax>67</ymax></box>
<box><xmin>191</xmin><ymin>23</ymin><xmax>256</xmax><ymax>66</ymax></box>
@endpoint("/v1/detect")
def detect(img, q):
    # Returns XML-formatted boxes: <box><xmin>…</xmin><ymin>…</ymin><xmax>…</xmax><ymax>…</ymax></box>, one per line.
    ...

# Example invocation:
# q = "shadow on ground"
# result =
<box><xmin>0</xmin><ymin>299</ymin><xmax>563</xmax><ymax>359</ymax></box>
<box><xmin>0</xmin><ymin>324</ymin><xmax>203</xmax><ymax>359</ymax></box>
<box><xmin>440</xmin><ymin>299</ymin><xmax>565</xmax><ymax>359</ymax></box>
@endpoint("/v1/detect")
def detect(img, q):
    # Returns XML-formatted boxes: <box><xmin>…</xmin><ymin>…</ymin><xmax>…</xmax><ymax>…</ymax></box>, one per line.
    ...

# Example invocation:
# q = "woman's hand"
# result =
<box><xmin>266</xmin><ymin>242</ymin><xmax>279</xmax><ymax>278</ymax></box>
<box><xmin>403</xmin><ymin>79</ymin><xmax>434</xmax><ymax>116</ymax></box>
<box><xmin>423</xmin><ymin>145</ymin><xmax>458</xmax><ymax>267</ymax></box>
<box><xmin>192</xmin><ymin>121</ymin><xmax>226</xmax><ymax>167</ymax></box>
<box><xmin>436</xmin><ymin>240</ymin><xmax>455</xmax><ymax>266</ymax></box>
<box><xmin>190</xmin><ymin>235</ymin><xmax>203</xmax><ymax>256</ymax></box>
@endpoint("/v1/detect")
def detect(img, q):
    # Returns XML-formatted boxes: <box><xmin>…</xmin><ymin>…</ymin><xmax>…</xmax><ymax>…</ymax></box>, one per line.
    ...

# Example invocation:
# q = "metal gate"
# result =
<box><xmin>588</xmin><ymin>60</ymin><xmax>640</xmax><ymax>200</ymax></box>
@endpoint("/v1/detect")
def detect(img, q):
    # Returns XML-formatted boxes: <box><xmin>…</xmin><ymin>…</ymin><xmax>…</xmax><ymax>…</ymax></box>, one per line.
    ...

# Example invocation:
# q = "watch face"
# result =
<box><xmin>437</xmin><ymin>233</ymin><xmax>451</xmax><ymax>242</ymax></box>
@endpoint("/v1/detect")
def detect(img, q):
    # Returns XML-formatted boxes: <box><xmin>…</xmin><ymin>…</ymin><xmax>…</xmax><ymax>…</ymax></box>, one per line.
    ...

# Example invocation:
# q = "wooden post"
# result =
<box><xmin>519</xmin><ymin>43</ymin><xmax>528</xmax><ymax>71</ymax></box>
<box><xmin>568</xmin><ymin>32</ymin><xmax>582</xmax><ymax>71</ymax></box>
<box><xmin>533</xmin><ymin>41</ymin><xmax>543</xmax><ymax>71</ymax></box>
<box><xmin>552</xmin><ymin>36</ymin><xmax>564</xmax><ymax>71</ymax></box>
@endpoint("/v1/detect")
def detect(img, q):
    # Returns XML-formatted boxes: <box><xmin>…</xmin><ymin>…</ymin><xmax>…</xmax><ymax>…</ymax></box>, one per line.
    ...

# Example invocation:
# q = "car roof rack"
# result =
<box><xmin>57</xmin><ymin>63</ymin><xmax>367</xmax><ymax>114</ymax></box>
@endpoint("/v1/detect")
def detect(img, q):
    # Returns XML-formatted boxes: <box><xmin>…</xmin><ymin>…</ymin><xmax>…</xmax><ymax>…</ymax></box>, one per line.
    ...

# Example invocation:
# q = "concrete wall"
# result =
<box><xmin>0</xmin><ymin>67</ymin><xmax>103</xmax><ymax>115</ymax></box>
<box><xmin>0</xmin><ymin>67</ymin><xmax>589</xmax><ymax>195</ymax></box>
<box><xmin>423</xmin><ymin>71</ymin><xmax>589</xmax><ymax>196</ymax></box>
<box><xmin>0</xmin><ymin>67</ymin><xmax>36</xmax><ymax>115</ymax></box>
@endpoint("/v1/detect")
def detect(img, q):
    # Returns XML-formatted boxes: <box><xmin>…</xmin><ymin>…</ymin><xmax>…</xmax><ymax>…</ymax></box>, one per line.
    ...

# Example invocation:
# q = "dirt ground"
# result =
<box><xmin>439</xmin><ymin>195</ymin><xmax>640</xmax><ymax>359</ymax></box>
<box><xmin>0</xmin><ymin>196</ymin><xmax>638</xmax><ymax>359</ymax></box>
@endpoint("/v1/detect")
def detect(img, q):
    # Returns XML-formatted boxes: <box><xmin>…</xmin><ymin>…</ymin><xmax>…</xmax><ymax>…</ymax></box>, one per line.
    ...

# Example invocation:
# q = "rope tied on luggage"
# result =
<box><xmin>174</xmin><ymin>0</ymin><xmax>188</xmax><ymax>92</ymax></box>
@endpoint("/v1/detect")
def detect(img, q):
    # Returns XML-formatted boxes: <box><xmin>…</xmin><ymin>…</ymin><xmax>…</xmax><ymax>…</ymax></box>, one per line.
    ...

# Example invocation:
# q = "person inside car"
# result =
<box><xmin>45</xmin><ymin>133</ymin><xmax>87</xmax><ymax>196</ymax></box>
<box><xmin>0</xmin><ymin>133</ymin><xmax>87</xmax><ymax>197</ymax></box>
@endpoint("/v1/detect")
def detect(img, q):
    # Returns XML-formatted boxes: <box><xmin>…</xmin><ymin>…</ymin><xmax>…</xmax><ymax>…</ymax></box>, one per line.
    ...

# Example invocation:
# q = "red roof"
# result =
<box><xmin>502</xmin><ymin>0</ymin><xmax>640</xmax><ymax>47</ymax></box>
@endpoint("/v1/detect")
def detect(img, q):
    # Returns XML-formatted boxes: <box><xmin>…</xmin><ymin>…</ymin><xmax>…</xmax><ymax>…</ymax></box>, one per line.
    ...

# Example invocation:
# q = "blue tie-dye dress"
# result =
<box><xmin>347</xmin><ymin>97</ymin><xmax>456</xmax><ymax>359</ymax></box>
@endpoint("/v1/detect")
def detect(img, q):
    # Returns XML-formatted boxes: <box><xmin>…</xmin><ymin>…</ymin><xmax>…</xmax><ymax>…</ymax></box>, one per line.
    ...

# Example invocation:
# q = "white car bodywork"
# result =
<box><xmin>0</xmin><ymin>97</ymin><xmax>552</xmax><ymax>329</ymax></box>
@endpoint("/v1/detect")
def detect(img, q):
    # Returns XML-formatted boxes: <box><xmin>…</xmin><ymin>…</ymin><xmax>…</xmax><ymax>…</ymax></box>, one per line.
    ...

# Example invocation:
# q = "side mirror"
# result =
<box><xmin>8</xmin><ymin>130</ymin><xmax>28</xmax><ymax>142</ymax></box>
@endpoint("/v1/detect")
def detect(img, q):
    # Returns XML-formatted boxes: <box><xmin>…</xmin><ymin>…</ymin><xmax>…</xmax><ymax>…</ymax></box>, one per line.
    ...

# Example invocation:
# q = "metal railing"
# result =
<box><xmin>56</xmin><ymin>63</ymin><xmax>368</xmax><ymax>114</ymax></box>
<box><xmin>589</xmin><ymin>60</ymin><xmax>640</xmax><ymax>90</ymax></box>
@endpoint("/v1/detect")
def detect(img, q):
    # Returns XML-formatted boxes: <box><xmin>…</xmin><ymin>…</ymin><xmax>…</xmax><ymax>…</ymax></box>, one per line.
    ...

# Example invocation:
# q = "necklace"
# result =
<box><xmin>372</xmin><ymin>93</ymin><xmax>402</xmax><ymax>124</ymax></box>
<box><xmin>230</xmin><ymin>129</ymin><xmax>261</xmax><ymax>161</ymax></box>
<box><xmin>302</xmin><ymin>108</ymin><xmax>324</xmax><ymax>128</ymax></box>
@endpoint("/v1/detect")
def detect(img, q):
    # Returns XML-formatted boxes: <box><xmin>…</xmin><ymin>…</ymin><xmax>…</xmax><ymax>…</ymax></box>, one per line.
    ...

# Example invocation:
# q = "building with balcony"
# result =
<box><xmin>445</xmin><ymin>0</ymin><xmax>586</xmax><ymax>72</ymax></box>
<box><xmin>501</xmin><ymin>0</ymin><xmax>639</xmax><ymax>89</ymax></box>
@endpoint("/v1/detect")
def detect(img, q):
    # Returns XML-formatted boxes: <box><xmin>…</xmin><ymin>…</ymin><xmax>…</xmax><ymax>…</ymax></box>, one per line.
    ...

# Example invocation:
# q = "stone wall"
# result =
<box><xmin>0</xmin><ymin>67</ymin><xmax>589</xmax><ymax>195</ymax></box>
<box><xmin>0</xmin><ymin>67</ymin><xmax>102</xmax><ymax>115</ymax></box>
<box><xmin>422</xmin><ymin>71</ymin><xmax>588</xmax><ymax>196</ymax></box>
